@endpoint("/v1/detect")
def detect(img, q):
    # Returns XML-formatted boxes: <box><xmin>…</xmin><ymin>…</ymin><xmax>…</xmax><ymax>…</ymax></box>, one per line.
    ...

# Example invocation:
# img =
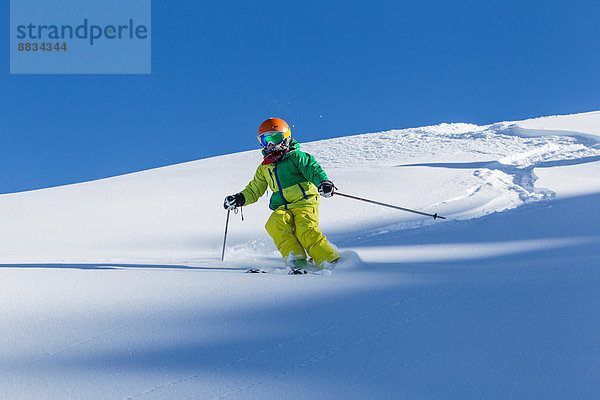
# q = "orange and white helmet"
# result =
<box><xmin>257</xmin><ymin>117</ymin><xmax>292</xmax><ymax>148</ymax></box>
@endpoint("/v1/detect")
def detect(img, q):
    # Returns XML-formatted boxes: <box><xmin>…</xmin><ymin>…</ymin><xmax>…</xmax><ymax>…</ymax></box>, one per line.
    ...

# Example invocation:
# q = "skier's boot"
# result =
<box><xmin>287</xmin><ymin>256</ymin><xmax>309</xmax><ymax>275</ymax></box>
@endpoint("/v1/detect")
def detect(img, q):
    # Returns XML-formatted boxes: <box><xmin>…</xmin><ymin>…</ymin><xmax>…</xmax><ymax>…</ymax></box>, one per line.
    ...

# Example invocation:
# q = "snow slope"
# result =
<box><xmin>1</xmin><ymin>111</ymin><xmax>600</xmax><ymax>399</ymax></box>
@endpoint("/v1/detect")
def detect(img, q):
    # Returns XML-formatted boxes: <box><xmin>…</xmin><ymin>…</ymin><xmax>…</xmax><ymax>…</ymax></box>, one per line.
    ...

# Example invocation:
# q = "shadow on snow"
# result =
<box><xmin>0</xmin><ymin>263</ymin><xmax>246</xmax><ymax>271</ymax></box>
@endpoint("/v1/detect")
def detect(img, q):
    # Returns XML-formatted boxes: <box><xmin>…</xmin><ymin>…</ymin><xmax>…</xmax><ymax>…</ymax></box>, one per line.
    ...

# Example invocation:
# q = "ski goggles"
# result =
<box><xmin>258</xmin><ymin>131</ymin><xmax>286</xmax><ymax>147</ymax></box>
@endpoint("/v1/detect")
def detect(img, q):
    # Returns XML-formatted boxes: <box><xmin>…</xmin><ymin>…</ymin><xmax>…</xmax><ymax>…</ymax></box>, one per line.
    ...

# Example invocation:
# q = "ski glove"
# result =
<box><xmin>318</xmin><ymin>180</ymin><xmax>336</xmax><ymax>198</ymax></box>
<box><xmin>224</xmin><ymin>193</ymin><xmax>245</xmax><ymax>210</ymax></box>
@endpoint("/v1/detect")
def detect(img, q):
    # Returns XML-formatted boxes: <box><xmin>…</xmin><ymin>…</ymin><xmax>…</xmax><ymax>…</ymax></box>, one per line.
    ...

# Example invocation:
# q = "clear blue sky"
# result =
<box><xmin>2</xmin><ymin>0</ymin><xmax>600</xmax><ymax>194</ymax></box>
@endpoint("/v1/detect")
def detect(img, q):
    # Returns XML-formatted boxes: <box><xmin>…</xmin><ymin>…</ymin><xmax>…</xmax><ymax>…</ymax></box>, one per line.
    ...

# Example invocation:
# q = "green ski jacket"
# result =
<box><xmin>241</xmin><ymin>140</ymin><xmax>329</xmax><ymax>210</ymax></box>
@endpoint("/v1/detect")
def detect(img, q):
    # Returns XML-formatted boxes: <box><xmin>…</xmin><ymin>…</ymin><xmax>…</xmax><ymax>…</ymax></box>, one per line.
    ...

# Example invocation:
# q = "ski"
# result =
<box><xmin>243</xmin><ymin>251</ymin><xmax>359</xmax><ymax>275</ymax></box>
<box><xmin>245</xmin><ymin>266</ymin><xmax>330</xmax><ymax>275</ymax></box>
<box><xmin>246</xmin><ymin>267</ymin><xmax>267</xmax><ymax>273</ymax></box>
<box><xmin>289</xmin><ymin>267</ymin><xmax>309</xmax><ymax>275</ymax></box>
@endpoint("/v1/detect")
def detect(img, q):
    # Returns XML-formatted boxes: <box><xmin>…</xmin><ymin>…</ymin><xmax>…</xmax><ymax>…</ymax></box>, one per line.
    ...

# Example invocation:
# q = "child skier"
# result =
<box><xmin>223</xmin><ymin>117</ymin><xmax>340</xmax><ymax>274</ymax></box>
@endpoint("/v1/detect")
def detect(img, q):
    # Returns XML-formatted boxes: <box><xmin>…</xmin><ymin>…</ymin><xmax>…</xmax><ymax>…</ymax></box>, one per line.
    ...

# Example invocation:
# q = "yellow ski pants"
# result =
<box><xmin>265</xmin><ymin>206</ymin><xmax>339</xmax><ymax>267</ymax></box>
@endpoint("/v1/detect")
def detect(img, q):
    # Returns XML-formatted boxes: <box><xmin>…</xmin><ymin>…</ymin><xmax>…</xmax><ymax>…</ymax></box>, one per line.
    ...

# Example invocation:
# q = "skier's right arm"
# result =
<box><xmin>239</xmin><ymin>166</ymin><xmax>268</xmax><ymax>206</ymax></box>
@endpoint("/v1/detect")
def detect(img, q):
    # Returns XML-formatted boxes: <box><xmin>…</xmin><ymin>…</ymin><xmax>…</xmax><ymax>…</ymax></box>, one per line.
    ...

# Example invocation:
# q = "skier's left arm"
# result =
<box><xmin>294</xmin><ymin>152</ymin><xmax>336</xmax><ymax>198</ymax></box>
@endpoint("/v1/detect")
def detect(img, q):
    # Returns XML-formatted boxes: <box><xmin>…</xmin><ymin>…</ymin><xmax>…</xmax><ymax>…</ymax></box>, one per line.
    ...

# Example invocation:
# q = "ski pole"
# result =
<box><xmin>221</xmin><ymin>209</ymin><xmax>231</xmax><ymax>261</ymax></box>
<box><xmin>334</xmin><ymin>191</ymin><xmax>446</xmax><ymax>220</ymax></box>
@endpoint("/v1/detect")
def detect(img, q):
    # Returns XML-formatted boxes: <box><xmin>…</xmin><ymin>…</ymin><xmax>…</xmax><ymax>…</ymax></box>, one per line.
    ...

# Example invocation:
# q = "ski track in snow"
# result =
<box><xmin>311</xmin><ymin>122</ymin><xmax>600</xmax><ymax>217</ymax></box>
